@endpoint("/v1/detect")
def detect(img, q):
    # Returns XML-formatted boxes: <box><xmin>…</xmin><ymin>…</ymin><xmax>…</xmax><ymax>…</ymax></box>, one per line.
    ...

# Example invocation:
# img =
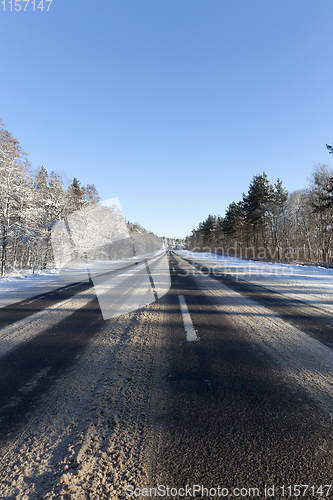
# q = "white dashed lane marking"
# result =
<box><xmin>178</xmin><ymin>295</ymin><xmax>199</xmax><ymax>342</ymax></box>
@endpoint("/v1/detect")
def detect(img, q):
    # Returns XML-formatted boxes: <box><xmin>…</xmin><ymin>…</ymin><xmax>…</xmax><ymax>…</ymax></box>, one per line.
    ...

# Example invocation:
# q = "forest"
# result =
<box><xmin>186</xmin><ymin>160</ymin><xmax>333</xmax><ymax>266</ymax></box>
<box><xmin>2</xmin><ymin>117</ymin><xmax>333</xmax><ymax>274</ymax></box>
<box><xmin>0</xmin><ymin>120</ymin><xmax>104</xmax><ymax>276</ymax></box>
<box><xmin>0</xmin><ymin>121</ymin><xmax>158</xmax><ymax>277</ymax></box>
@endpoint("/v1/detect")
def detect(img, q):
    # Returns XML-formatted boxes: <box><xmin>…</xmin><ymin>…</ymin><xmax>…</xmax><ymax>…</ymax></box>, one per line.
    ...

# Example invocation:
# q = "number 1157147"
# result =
<box><xmin>1</xmin><ymin>0</ymin><xmax>52</xmax><ymax>11</ymax></box>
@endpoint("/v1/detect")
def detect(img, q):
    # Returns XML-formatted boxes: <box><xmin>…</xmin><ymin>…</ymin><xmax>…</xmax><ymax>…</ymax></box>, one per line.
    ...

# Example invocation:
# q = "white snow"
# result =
<box><xmin>0</xmin><ymin>251</ymin><xmax>170</xmax><ymax>313</ymax></box>
<box><xmin>0</xmin><ymin>267</ymin><xmax>89</xmax><ymax>309</ymax></box>
<box><xmin>176</xmin><ymin>250</ymin><xmax>333</xmax><ymax>315</ymax></box>
<box><xmin>0</xmin><ymin>256</ymin><xmax>149</xmax><ymax>310</ymax></box>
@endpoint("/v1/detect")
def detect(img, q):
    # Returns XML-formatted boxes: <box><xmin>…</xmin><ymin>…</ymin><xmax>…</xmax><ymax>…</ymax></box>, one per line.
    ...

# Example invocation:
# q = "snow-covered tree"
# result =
<box><xmin>0</xmin><ymin>120</ymin><xmax>104</xmax><ymax>275</ymax></box>
<box><xmin>0</xmin><ymin>124</ymin><xmax>31</xmax><ymax>275</ymax></box>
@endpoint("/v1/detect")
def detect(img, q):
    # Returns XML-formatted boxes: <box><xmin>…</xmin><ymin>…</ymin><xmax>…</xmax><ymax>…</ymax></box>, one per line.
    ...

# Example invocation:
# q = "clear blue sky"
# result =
<box><xmin>1</xmin><ymin>0</ymin><xmax>332</xmax><ymax>239</ymax></box>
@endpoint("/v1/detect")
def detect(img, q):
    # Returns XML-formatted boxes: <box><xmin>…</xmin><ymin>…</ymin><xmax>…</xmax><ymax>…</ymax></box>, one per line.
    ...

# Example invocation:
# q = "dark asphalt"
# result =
<box><xmin>0</xmin><ymin>280</ymin><xmax>93</xmax><ymax>331</ymax></box>
<box><xmin>150</xmin><ymin>253</ymin><xmax>333</xmax><ymax>498</ymax></box>
<box><xmin>0</xmin><ymin>290</ymin><xmax>104</xmax><ymax>445</ymax></box>
<box><xmin>2</xmin><ymin>251</ymin><xmax>333</xmax><ymax>496</ymax></box>
<box><xmin>0</xmin><ymin>255</ymin><xmax>160</xmax><ymax>447</ymax></box>
<box><xmin>179</xmin><ymin>254</ymin><xmax>333</xmax><ymax>349</ymax></box>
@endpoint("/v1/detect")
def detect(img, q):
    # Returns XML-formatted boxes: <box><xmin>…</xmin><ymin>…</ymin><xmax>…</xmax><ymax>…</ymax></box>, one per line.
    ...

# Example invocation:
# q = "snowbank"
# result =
<box><xmin>0</xmin><ymin>267</ymin><xmax>90</xmax><ymax>309</ymax></box>
<box><xmin>176</xmin><ymin>250</ymin><xmax>333</xmax><ymax>315</ymax></box>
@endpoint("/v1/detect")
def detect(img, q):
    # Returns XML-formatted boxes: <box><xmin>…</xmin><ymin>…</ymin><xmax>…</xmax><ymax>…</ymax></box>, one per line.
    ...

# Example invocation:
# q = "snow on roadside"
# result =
<box><xmin>0</xmin><ymin>253</ymin><xmax>164</xmax><ymax>310</ymax></box>
<box><xmin>177</xmin><ymin>250</ymin><xmax>333</xmax><ymax>315</ymax></box>
<box><xmin>0</xmin><ymin>306</ymin><xmax>160</xmax><ymax>499</ymax></box>
<box><xmin>0</xmin><ymin>268</ymin><xmax>88</xmax><ymax>310</ymax></box>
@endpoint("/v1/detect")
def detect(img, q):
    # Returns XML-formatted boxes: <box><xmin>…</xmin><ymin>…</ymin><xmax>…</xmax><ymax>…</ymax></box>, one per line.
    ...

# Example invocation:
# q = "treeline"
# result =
<box><xmin>186</xmin><ymin>164</ymin><xmax>333</xmax><ymax>265</ymax></box>
<box><xmin>0</xmin><ymin>121</ymin><xmax>163</xmax><ymax>276</ymax></box>
<box><xmin>0</xmin><ymin>120</ymin><xmax>102</xmax><ymax>275</ymax></box>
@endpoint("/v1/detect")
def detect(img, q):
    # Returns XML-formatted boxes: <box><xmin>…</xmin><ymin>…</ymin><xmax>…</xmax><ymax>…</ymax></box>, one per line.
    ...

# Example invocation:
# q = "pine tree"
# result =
<box><xmin>199</xmin><ymin>214</ymin><xmax>216</xmax><ymax>243</ymax></box>
<box><xmin>69</xmin><ymin>177</ymin><xmax>86</xmax><ymax>211</ymax></box>
<box><xmin>243</xmin><ymin>173</ymin><xmax>274</xmax><ymax>226</ymax></box>
<box><xmin>313</xmin><ymin>176</ymin><xmax>333</xmax><ymax>212</ymax></box>
<box><xmin>243</xmin><ymin>172</ymin><xmax>274</xmax><ymax>252</ymax></box>
<box><xmin>223</xmin><ymin>202</ymin><xmax>245</xmax><ymax>236</ymax></box>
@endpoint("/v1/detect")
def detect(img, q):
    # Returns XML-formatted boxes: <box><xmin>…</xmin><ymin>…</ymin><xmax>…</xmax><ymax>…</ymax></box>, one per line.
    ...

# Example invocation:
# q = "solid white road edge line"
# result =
<box><xmin>178</xmin><ymin>295</ymin><xmax>199</xmax><ymax>342</ymax></box>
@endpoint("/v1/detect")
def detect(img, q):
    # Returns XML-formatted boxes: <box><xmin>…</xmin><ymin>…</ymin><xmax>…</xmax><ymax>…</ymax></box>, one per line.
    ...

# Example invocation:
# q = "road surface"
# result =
<box><xmin>1</xmin><ymin>251</ymin><xmax>333</xmax><ymax>499</ymax></box>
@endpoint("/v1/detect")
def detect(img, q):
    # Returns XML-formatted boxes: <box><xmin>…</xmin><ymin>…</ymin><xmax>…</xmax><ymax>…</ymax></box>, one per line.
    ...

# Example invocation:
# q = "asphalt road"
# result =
<box><xmin>149</xmin><ymin>252</ymin><xmax>333</xmax><ymax>497</ymax></box>
<box><xmin>0</xmin><ymin>258</ymin><xmax>147</xmax><ymax>444</ymax></box>
<box><xmin>1</xmin><ymin>251</ymin><xmax>333</xmax><ymax>498</ymax></box>
<box><xmin>0</xmin><ymin>283</ymin><xmax>103</xmax><ymax>444</ymax></box>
